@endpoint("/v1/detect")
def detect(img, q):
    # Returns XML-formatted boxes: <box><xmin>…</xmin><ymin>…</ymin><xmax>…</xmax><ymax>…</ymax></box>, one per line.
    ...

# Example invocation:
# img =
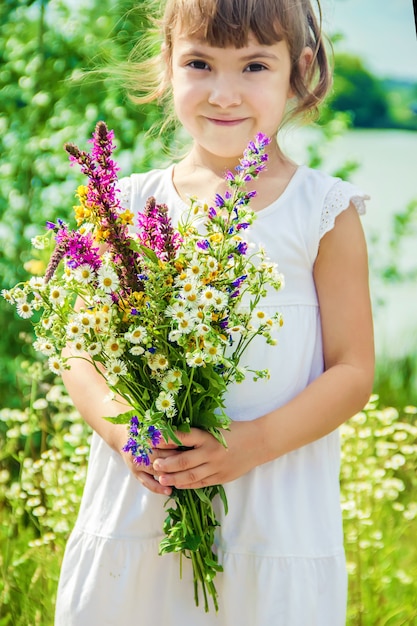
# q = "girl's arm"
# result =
<box><xmin>61</xmin><ymin>303</ymin><xmax>174</xmax><ymax>496</ymax></box>
<box><xmin>153</xmin><ymin>203</ymin><xmax>375</xmax><ymax>488</ymax></box>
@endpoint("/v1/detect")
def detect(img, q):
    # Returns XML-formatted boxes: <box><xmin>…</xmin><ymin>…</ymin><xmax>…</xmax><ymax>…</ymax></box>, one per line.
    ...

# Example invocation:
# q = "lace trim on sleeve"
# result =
<box><xmin>320</xmin><ymin>180</ymin><xmax>369</xmax><ymax>239</ymax></box>
<box><xmin>117</xmin><ymin>176</ymin><xmax>132</xmax><ymax>211</ymax></box>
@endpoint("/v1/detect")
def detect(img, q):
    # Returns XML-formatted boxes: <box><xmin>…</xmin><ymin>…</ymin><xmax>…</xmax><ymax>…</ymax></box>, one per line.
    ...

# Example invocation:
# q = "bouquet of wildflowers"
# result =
<box><xmin>3</xmin><ymin>121</ymin><xmax>283</xmax><ymax>612</ymax></box>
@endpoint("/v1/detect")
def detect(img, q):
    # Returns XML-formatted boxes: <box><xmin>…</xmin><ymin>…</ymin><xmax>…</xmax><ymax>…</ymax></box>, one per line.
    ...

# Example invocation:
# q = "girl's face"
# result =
<box><xmin>170</xmin><ymin>30</ymin><xmax>295</xmax><ymax>163</ymax></box>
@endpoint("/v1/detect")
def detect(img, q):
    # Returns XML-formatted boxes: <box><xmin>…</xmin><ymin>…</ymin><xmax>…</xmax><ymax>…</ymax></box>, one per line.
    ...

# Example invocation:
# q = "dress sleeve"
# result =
<box><xmin>319</xmin><ymin>180</ymin><xmax>370</xmax><ymax>239</ymax></box>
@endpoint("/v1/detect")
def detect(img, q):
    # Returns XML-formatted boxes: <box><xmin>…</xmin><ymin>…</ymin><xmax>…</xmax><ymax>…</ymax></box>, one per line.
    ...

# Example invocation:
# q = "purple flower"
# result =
<box><xmin>197</xmin><ymin>239</ymin><xmax>210</xmax><ymax>251</ymax></box>
<box><xmin>137</xmin><ymin>196</ymin><xmax>182</xmax><ymax>262</ymax></box>
<box><xmin>236</xmin><ymin>242</ymin><xmax>248</xmax><ymax>255</ymax></box>
<box><xmin>122</xmin><ymin>417</ymin><xmax>162</xmax><ymax>466</ymax></box>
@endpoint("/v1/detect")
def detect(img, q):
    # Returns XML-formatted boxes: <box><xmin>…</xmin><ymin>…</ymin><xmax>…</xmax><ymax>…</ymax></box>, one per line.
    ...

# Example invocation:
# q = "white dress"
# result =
<box><xmin>55</xmin><ymin>164</ymin><xmax>367</xmax><ymax>625</ymax></box>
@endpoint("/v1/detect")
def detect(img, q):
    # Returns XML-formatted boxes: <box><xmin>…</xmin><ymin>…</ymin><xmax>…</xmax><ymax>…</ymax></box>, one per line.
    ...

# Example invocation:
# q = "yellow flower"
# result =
<box><xmin>119</xmin><ymin>209</ymin><xmax>134</xmax><ymax>225</ymax></box>
<box><xmin>210</xmin><ymin>233</ymin><xmax>223</xmax><ymax>244</ymax></box>
<box><xmin>23</xmin><ymin>259</ymin><xmax>45</xmax><ymax>275</ymax></box>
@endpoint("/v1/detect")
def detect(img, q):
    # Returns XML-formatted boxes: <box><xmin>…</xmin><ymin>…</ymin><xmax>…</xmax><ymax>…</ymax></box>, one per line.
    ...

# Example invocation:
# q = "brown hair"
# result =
<box><xmin>124</xmin><ymin>0</ymin><xmax>332</xmax><ymax>126</ymax></box>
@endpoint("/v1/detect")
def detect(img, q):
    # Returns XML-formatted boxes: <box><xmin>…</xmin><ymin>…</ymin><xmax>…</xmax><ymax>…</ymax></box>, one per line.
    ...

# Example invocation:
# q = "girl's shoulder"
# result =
<box><xmin>293</xmin><ymin>165</ymin><xmax>369</xmax><ymax>239</ymax></box>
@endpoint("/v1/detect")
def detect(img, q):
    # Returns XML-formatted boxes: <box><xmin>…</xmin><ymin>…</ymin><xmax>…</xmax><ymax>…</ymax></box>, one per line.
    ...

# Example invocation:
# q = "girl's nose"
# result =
<box><xmin>208</xmin><ymin>75</ymin><xmax>242</xmax><ymax>108</ymax></box>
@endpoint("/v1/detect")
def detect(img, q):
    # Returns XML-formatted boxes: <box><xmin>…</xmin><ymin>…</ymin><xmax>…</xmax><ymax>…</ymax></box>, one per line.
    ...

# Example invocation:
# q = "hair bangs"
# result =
<box><xmin>163</xmin><ymin>0</ymin><xmax>286</xmax><ymax>49</ymax></box>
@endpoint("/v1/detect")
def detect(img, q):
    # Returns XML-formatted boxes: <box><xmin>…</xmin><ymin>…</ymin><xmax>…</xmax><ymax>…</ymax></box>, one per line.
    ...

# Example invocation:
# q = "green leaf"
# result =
<box><xmin>103</xmin><ymin>409</ymin><xmax>138</xmax><ymax>424</ymax></box>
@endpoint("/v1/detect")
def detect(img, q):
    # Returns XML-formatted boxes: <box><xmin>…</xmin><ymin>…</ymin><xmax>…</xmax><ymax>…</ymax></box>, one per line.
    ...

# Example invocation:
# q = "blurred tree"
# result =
<box><xmin>329</xmin><ymin>52</ymin><xmax>391</xmax><ymax>128</ymax></box>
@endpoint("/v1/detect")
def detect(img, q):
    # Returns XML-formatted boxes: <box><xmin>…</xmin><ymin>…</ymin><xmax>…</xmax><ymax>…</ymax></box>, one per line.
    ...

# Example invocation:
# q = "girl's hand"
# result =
<box><xmin>111</xmin><ymin>423</ymin><xmax>176</xmax><ymax>496</ymax></box>
<box><xmin>152</xmin><ymin>421</ymin><xmax>263</xmax><ymax>489</ymax></box>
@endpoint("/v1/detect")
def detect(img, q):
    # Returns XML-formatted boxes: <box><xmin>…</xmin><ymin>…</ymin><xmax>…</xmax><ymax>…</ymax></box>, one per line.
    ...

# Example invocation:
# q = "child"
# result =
<box><xmin>55</xmin><ymin>0</ymin><xmax>374</xmax><ymax>624</ymax></box>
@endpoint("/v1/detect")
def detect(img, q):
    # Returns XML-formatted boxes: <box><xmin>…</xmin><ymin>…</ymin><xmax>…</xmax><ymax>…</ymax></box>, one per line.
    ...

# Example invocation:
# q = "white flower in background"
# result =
<box><xmin>129</xmin><ymin>345</ymin><xmax>145</xmax><ymax>356</ymax></box>
<box><xmin>97</xmin><ymin>265</ymin><xmax>119</xmax><ymax>292</ymax></box>
<box><xmin>1</xmin><ymin>289</ymin><xmax>14</xmax><ymax>304</ymax></box>
<box><xmin>41</xmin><ymin>317</ymin><xmax>54</xmax><ymax>330</ymax></box>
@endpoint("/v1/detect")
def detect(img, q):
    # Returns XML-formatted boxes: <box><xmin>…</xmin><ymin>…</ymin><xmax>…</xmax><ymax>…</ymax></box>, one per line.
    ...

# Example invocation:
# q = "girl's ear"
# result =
<box><xmin>299</xmin><ymin>46</ymin><xmax>314</xmax><ymax>78</ymax></box>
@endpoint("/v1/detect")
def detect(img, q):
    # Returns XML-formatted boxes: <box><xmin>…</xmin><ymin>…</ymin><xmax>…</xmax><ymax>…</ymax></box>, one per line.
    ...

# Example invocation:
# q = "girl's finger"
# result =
<box><xmin>135</xmin><ymin>469</ymin><xmax>173</xmax><ymax>496</ymax></box>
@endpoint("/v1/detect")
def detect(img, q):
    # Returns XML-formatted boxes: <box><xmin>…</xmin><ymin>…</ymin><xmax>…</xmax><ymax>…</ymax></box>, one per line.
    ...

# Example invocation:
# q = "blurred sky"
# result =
<box><xmin>323</xmin><ymin>0</ymin><xmax>417</xmax><ymax>81</ymax></box>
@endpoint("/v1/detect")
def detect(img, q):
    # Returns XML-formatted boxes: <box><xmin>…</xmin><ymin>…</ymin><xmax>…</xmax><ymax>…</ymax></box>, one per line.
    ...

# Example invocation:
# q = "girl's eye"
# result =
<box><xmin>188</xmin><ymin>60</ymin><xmax>210</xmax><ymax>71</ymax></box>
<box><xmin>245</xmin><ymin>63</ymin><xmax>267</xmax><ymax>72</ymax></box>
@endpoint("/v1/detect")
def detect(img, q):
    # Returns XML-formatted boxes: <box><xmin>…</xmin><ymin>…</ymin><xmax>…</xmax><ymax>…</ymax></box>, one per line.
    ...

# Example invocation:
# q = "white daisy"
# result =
<box><xmin>49</xmin><ymin>285</ymin><xmax>67</xmax><ymax>307</ymax></box>
<box><xmin>129</xmin><ymin>346</ymin><xmax>145</xmax><ymax>356</ymax></box>
<box><xmin>125</xmin><ymin>325</ymin><xmax>147</xmax><ymax>344</ymax></box>
<box><xmin>74</xmin><ymin>264</ymin><xmax>95</xmax><ymax>284</ymax></box>
<box><xmin>68</xmin><ymin>339</ymin><xmax>85</xmax><ymax>354</ymax></box>
<box><xmin>105</xmin><ymin>338</ymin><xmax>125</xmax><ymax>358</ymax></box>
<box><xmin>203</xmin><ymin>342</ymin><xmax>222</xmax><ymax>362</ymax></box>
<box><xmin>199</xmin><ymin>287</ymin><xmax>218</xmax><ymax>308</ymax></box>
<box><xmin>168</xmin><ymin>329</ymin><xmax>182</xmax><ymax>343</ymax></box>
<box><xmin>16</xmin><ymin>301</ymin><xmax>33</xmax><ymax>319</ymax></box>
<box><xmin>33</xmin><ymin>338</ymin><xmax>56</xmax><ymax>356</ymax></box>
<box><xmin>1</xmin><ymin>289</ymin><xmax>14</xmax><ymax>304</ymax></box>
<box><xmin>161</xmin><ymin>370</ymin><xmax>183</xmax><ymax>394</ymax></box>
<box><xmin>48</xmin><ymin>356</ymin><xmax>64</xmax><ymax>374</ymax></box>
<box><xmin>155</xmin><ymin>391</ymin><xmax>175</xmax><ymax>413</ymax></box>
<box><xmin>87</xmin><ymin>342</ymin><xmax>102</xmax><ymax>357</ymax></box>
<box><xmin>41</xmin><ymin>317</ymin><xmax>54</xmax><ymax>330</ymax></box>
<box><xmin>97</xmin><ymin>266</ymin><xmax>119</xmax><ymax>293</ymax></box>
<box><xmin>106</xmin><ymin>358</ymin><xmax>127</xmax><ymax>381</ymax></box>
<box><xmin>186</xmin><ymin>351</ymin><xmax>206</xmax><ymax>367</ymax></box>
<box><xmin>165</xmin><ymin>302</ymin><xmax>189</xmax><ymax>321</ymax></box>
<box><xmin>66</xmin><ymin>319</ymin><xmax>83</xmax><ymax>340</ymax></box>
<box><xmin>205</xmin><ymin>256</ymin><xmax>219</xmax><ymax>272</ymax></box>
<box><xmin>29</xmin><ymin>276</ymin><xmax>46</xmax><ymax>291</ymax></box>
<box><xmin>77</xmin><ymin>311</ymin><xmax>94</xmax><ymax>331</ymax></box>
<box><xmin>148</xmin><ymin>353</ymin><xmax>169</xmax><ymax>371</ymax></box>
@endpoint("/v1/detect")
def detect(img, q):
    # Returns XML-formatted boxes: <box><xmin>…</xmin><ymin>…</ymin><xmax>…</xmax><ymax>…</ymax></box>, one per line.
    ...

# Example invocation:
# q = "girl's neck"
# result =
<box><xmin>173</xmin><ymin>139</ymin><xmax>299</xmax><ymax>212</ymax></box>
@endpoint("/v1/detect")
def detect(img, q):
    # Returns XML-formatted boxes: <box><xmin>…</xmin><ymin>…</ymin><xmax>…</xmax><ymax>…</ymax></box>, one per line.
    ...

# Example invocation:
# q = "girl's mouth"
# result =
<box><xmin>206</xmin><ymin>117</ymin><xmax>248</xmax><ymax>126</ymax></box>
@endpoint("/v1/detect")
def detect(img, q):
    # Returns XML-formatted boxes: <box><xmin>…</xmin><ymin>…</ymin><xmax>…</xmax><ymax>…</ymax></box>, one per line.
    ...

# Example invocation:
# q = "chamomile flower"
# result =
<box><xmin>161</xmin><ymin>370</ymin><xmax>183</xmax><ymax>394</ymax></box>
<box><xmin>48</xmin><ymin>356</ymin><xmax>65</xmax><ymax>374</ymax></box>
<box><xmin>129</xmin><ymin>345</ymin><xmax>145</xmax><ymax>356</ymax></box>
<box><xmin>105</xmin><ymin>338</ymin><xmax>124</xmax><ymax>358</ymax></box>
<box><xmin>49</xmin><ymin>285</ymin><xmax>67</xmax><ymax>307</ymax></box>
<box><xmin>33</xmin><ymin>337</ymin><xmax>56</xmax><ymax>356</ymax></box>
<box><xmin>66</xmin><ymin>319</ymin><xmax>83</xmax><ymax>340</ymax></box>
<box><xmin>74</xmin><ymin>263</ymin><xmax>95</xmax><ymax>284</ymax></box>
<box><xmin>202</xmin><ymin>342</ymin><xmax>222</xmax><ymax>362</ymax></box>
<box><xmin>77</xmin><ymin>311</ymin><xmax>94</xmax><ymax>331</ymax></box>
<box><xmin>106</xmin><ymin>359</ymin><xmax>127</xmax><ymax>383</ymax></box>
<box><xmin>29</xmin><ymin>276</ymin><xmax>46</xmax><ymax>291</ymax></box>
<box><xmin>16</xmin><ymin>301</ymin><xmax>34</xmax><ymax>319</ymax></box>
<box><xmin>125</xmin><ymin>325</ymin><xmax>147</xmax><ymax>344</ymax></box>
<box><xmin>87</xmin><ymin>342</ymin><xmax>102</xmax><ymax>357</ymax></box>
<box><xmin>186</xmin><ymin>351</ymin><xmax>206</xmax><ymax>367</ymax></box>
<box><xmin>147</xmin><ymin>352</ymin><xmax>169</xmax><ymax>372</ymax></box>
<box><xmin>177</xmin><ymin>315</ymin><xmax>197</xmax><ymax>335</ymax></box>
<box><xmin>165</xmin><ymin>301</ymin><xmax>188</xmax><ymax>321</ymax></box>
<box><xmin>41</xmin><ymin>316</ymin><xmax>54</xmax><ymax>330</ymax></box>
<box><xmin>199</xmin><ymin>286</ymin><xmax>226</xmax><ymax>309</ymax></box>
<box><xmin>68</xmin><ymin>338</ymin><xmax>86</xmax><ymax>354</ymax></box>
<box><xmin>97</xmin><ymin>265</ymin><xmax>119</xmax><ymax>293</ymax></box>
<box><xmin>155</xmin><ymin>391</ymin><xmax>175</xmax><ymax>414</ymax></box>
<box><xmin>1</xmin><ymin>289</ymin><xmax>14</xmax><ymax>304</ymax></box>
